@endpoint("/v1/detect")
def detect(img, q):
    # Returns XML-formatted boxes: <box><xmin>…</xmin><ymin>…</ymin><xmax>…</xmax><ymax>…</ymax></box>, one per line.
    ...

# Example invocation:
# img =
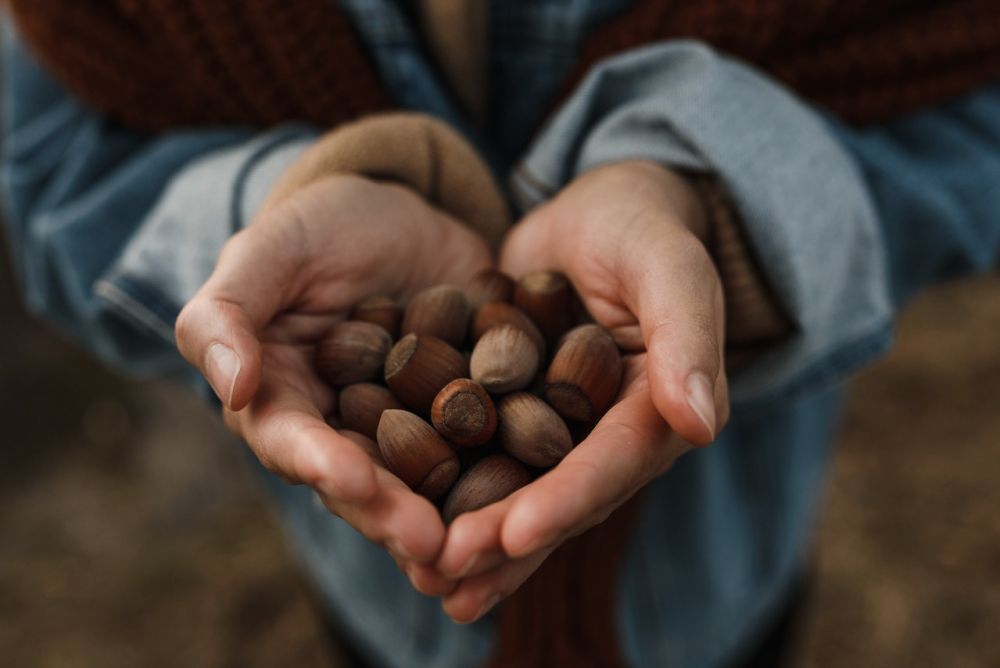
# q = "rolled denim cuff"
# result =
<box><xmin>96</xmin><ymin>127</ymin><xmax>316</xmax><ymax>349</ymax></box>
<box><xmin>511</xmin><ymin>41</ymin><xmax>893</xmax><ymax>404</ymax></box>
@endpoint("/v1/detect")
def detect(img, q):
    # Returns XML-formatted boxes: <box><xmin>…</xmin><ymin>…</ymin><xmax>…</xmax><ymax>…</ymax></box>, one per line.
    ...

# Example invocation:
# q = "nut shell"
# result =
<box><xmin>465</xmin><ymin>269</ymin><xmax>515</xmax><ymax>309</ymax></box>
<box><xmin>497</xmin><ymin>392</ymin><xmax>573</xmax><ymax>467</ymax></box>
<box><xmin>470</xmin><ymin>301</ymin><xmax>546</xmax><ymax>359</ymax></box>
<box><xmin>376</xmin><ymin>409</ymin><xmax>459</xmax><ymax>499</ymax></box>
<box><xmin>338</xmin><ymin>383</ymin><xmax>404</xmax><ymax>441</ymax></box>
<box><xmin>442</xmin><ymin>454</ymin><xmax>532</xmax><ymax>523</ymax></box>
<box><xmin>351</xmin><ymin>295</ymin><xmax>402</xmax><ymax>338</ymax></box>
<box><xmin>385</xmin><ymin>334</ymin><xmax>469</xmax><ymax>415</ymax></box>
<box><xmin>469</xmin><ymin>324</ymin><xmax>539</xmax><ymax>394</ymax></box>
<box><xmin>431</xmin><ymin>379</ymin><xmax>497</xmax><ymax>447</ymax></box>
<box><xmin>401</xmin><ymin>285</ymin><xmax>470</xmax><ymax>348</ymax></box>
<box><xmin>513</xmin><ymin>270</ymin><xmax>575</xmax><ymax>347</ymax></box>
<box><xmin>315</xmin><ymin>321</ymin><xmax>393</xmax><ymax>386</ymax></box>
<box><xmin>545</xmin><ymin>324</ymin><xmax>623</xmax><ymax>422</ymax></box>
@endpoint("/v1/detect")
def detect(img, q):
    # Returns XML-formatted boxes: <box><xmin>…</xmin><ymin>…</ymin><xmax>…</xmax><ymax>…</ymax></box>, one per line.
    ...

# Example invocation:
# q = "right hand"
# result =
<box><xmin>175</xmin><ymin>174</ymin><xmax>492</xmax><ymax>593</ymax></box>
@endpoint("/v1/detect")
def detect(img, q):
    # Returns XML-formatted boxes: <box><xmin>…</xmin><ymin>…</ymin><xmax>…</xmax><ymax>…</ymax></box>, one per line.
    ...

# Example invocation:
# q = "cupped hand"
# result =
<box><xmin>176</xmin><ymin>174</ymin><xmax>491</xmax><ymax>588</ymax></box>
<box><xmin>436</xmin><ymin>160</ymin><xmax>730</xmax><ymax>622</ymax></box>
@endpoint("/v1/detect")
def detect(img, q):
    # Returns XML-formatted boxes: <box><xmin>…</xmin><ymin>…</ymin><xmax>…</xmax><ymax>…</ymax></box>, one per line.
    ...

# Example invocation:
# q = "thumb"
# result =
<box><xmin>175</xmin><ymin>208</ymin><xmax>305</xmax><ymax>410</ymax></box>
<box><xmin>498</xmin><ymin>206</ymin><xmax>563</xmax><ymax>278</ymax></box>
<box><xmin>629</xmin><ymin>229</ymin><xmax>727</xmax><ymax>445</ymax></box>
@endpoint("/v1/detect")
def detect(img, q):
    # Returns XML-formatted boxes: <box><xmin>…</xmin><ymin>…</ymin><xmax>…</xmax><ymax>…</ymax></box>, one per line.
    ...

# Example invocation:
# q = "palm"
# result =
<box><xmin>177</xmin><ymin>173</ymin><xmax>493</xmax><ymax>571</ymax></box>
<box><xmin>435</xmin><ymin>161</ymin><xmax>727</xmax><ymax>623</ymax></box>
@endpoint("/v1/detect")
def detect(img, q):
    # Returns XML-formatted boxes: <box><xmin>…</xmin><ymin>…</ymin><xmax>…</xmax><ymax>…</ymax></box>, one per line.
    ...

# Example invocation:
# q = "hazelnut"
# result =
<box><xmin>442</xmin><ymin>454</ymin><xmax>532</xmax><ymax>523</ymax></box>
<box><xmin>513</xmin><ymin>270</ymin><xmax>575</xmax><ymax>347</ymax></box>
<box><xmin>469</xmin><ymin>324</ymin><xmax>539</xmax><ymax>394</ymax></box>
<box><xmin>401</xmin><ymin>285</ymin><xmax>470</xmax><ymax>348</ymax></box>
<box><xmin>385</xmin><ymin>334</ymin><xmax>468</xmax><ymax>415</ymax></box>
<box><xmin>497</xmin><ymin>392</ymin><xmax>573</xmax><ymax>467</ymax></box>
<box><xmin>465</xmin><ymin>269</ymin><xmax>515</xmax><ymax>310</ymax></box>
<box><xmin>470</xmin><ymin>301</ymin><xmax>546</xmax><ymax>359</ymax></box>
<box><xmin>338</xmin><ymin>383</ymin><xmax>404</xmax><ymax>441</ymax></box>
<box><xmin>431</xmin><ymin>379</ymin><xmax>497</xmax><ymax>447</ymax></box>
<box><xmin>376</xmin><ymin>409</ymin><xmax>459</xmax><ymax>499</ymax></box>
<box><xmin>315</xmin><ymin>321</ymin><xmax>393</xmax><ymax>386</ymax></box>
<box><xmin>351</xmin><ymin>295</ymin><xmax>402</xmax><ymax>338</ymax></box>
<box><xmin>545</xmin><ymin>324</ymin><xmax>623</xmax><ymax>422</ymax></box>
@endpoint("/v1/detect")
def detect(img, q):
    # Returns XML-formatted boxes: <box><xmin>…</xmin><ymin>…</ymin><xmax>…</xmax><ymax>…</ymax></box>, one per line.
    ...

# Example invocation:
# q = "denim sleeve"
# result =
<box><xmin>826</xmin><ymin>85</ymin><xmax>1000</xmax><ymax>308</ymax></box>
<box><xmin>1</xmin><ymin>31</ymin><xmax>315</xmax><ymax>380</ymax></box>
<box><xmin>510</xmin><ymin>41</ymin><xmax>896</xmax><ymax>405</ymax></box>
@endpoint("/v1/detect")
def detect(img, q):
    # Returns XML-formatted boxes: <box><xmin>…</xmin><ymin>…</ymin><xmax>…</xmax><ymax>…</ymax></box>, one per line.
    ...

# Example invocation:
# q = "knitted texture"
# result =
<box><xmin>11</xmin><ymin>1</ymin><xmax>1000</xmax><ymax>131</ymax></box>
<box><xmin>572</xmin><ymin>0</ymin><xmax>1000</xmax><ymax>124</ymax></box>
<box><xmin>9</xmin><ymin>0</ymin><xmax>389</xmax><ymax>131</ymax></box>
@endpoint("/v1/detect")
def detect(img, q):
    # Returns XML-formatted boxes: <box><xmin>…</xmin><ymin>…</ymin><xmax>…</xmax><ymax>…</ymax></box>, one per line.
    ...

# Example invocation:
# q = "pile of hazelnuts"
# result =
<box><xmin>317</xmin><ymin>270</ymin><xmax>624</xmax><ymax>522</ymax></box>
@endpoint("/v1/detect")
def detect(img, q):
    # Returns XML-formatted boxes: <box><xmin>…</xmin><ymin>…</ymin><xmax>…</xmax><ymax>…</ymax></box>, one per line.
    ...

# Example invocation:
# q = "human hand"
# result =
<box><xmin>436</xmin><ymin>161</ymin><xmax>730</xmax><ymax>622</ymax></box>
<box><xmin>176</xmin><ymin>175</ymin><xmax>491</xmax><ymax>593</ymax></box>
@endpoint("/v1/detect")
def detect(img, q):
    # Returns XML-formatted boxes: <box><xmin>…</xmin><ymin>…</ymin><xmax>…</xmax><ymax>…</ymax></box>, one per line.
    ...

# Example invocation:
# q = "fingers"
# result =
<box><xmin>436</xmin><ymin>364</ymin><xmax>645</xmax><ymax>579</ymax></box>
<box><xmin>437</xmin><ymin>497</ymin><xmax>516</xmax><ymax>579</ymax></box>
<box><xmin>327</xmin><ymin>466</ymin><xmax>448</xmax><ymax>567</ymax></box>
<box><xmin>500</xmin><ymin>196</ymin><xmax>728</xmax><ymax>445</ymax></box>
<box><xmin>500</xmin><ymin>390</ymin><xmax>683</xmax><ymax>558</ymax></box>
<box><xmin>176</xmin><ymin>205</ymin><xmax>307</xmax><ymax>410</ymax></box>
<box><xmin>226</xmin><ymin>345</ymin><xmax>377</xmax><ymax>503</ymax></box>
<box><xmin>442</xmin><ymin>547</ymin><xmax>556</xmax><ymax>624</ymax></box>
<box><xmin>337</xmin><ymin>432</ymin><xmax>453</xmax><ymax>593</ymax></box>
<box><xmin>623</xmin><ymin>227</ymin><xmax>727</xmax><ymax>445</ymax></box>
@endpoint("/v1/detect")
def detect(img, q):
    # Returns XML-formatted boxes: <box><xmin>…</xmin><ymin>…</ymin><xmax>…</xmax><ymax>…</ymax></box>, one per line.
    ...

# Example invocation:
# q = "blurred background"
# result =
<box><xmin>1</xmin><ymin>228</ymin><xmax>999</xmax><ymax>668</ymax></box>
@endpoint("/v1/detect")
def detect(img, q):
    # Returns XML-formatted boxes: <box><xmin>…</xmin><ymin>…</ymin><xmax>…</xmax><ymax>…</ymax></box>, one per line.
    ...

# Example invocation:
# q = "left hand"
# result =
<box><xmin>434</xmin><ymin>161</ymin><xmax>730</xmax><ymax>622</ymax></box>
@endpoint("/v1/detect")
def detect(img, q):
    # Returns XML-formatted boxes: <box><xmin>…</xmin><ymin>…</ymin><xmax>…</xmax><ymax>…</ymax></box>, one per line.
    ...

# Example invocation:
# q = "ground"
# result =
<box><xmin>1</xmin><ymin>254</ymin><xmax>998</xmax><ymax>667</ymax></box>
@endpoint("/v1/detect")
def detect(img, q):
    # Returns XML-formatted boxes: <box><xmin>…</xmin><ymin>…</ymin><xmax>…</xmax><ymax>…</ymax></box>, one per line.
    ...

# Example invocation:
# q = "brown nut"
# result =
<box><xmin>545</xmin><ymin>324</ymin><xmax>623</xmax><ymax>422</ymax></box>
<box><xmin>338</xmin><ymin>383</ymin><xmax>404</xmax><ymax>441</ymax></box>
<box><xmin>469</xmin><ymin>324</ymin><xmax>539</xmax><ymax>394</ymax></box>
<box><xmin>497</xmin><ymin>392</ymin><xmax>573</xmax><ymax>467</ymax></box>
<box><xmin>401</xmin><ymin>285</ymin><xmax>470</xmax><ymax>348</ymax></box>
<box><xmin>442</xmin><ymin>454</ymin><xmax>531</xmax><ymax>523</ymax></box>
<box><xmin>431</xmin><ymin>379</ymin><xmax>497</xmax><ymax>447</ymax></box>
<box><xmin>351</xmin><ymin>295</ymin><xmax>402</xmax><ymax>338</ymax></box>
<box><xmin>465</xmin><ymin>269</ymin><xmax>515</xmax><ymax>310</ymax></box>
<box><xmin>470</xmin><ymin>301</ymin><xmax>546</xmax><ymax>359</ymax></box>
<box><xmin>385</xmin><ymin>334</ymin><xmax>469</xmax><ymax>415</ymax></box>
<box><xmin>376</xmin><ymin>409</ymin><xmax>459</xmax><ymax>499</ymax></box>
<box><xmin>315</xmin><ymin>321</ymin><xmax>393</xmax><ymax>386</ymax></box>
<box><xmin>513</xmin><ymin>270</ymin><xmax>575</xmax><ymax>347</ymax></box>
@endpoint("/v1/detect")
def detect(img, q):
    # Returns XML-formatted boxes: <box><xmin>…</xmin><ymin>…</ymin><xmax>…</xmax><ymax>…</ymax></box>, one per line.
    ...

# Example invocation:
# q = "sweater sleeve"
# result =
<box><xmin>511</xmin><ymin>41</ymin><xmax>994</xmax><ymax>406</ymax></box>
<box><xmin>1</xmin><ymin>28</ymin><xmax>316</xmax><ymax>381</ymax></box>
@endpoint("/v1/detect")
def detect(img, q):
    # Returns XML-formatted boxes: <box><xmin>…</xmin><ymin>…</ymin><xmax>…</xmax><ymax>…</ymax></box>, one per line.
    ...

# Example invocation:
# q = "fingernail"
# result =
<box><xmin>471</xmin><ymin>594</ymin><xmax>501</xmax><ymax>623</ymax></box>
<box><xmin>685</xmin><ymin>372</ymin><xmax>716</xmax><ymax>440</ymax></box>
<box><xmin>206</xmin><ymin>343</ymin><xmax>240</xmax><ymax>405</ymax></box>
<box><xmin>387</xmin><ymin>539</ymin><xmax>416</xmax><ymax>562</ymax></box>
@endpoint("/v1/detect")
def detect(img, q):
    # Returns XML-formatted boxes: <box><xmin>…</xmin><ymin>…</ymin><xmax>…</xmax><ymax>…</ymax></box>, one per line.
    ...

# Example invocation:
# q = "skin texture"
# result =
<box><xmin>436</xmin><ymin>161</ymin><xmax>730</xmax><ymax>623</ymax></box>
<box><xmin>175</xmin><ymin>174</ymin><xmax>490</xmax><ymax>595</ymax></box>
<box><xmin>175</xmin><ymin>160</ymin><xmax>731</xmax><ymax>623</ymax></box>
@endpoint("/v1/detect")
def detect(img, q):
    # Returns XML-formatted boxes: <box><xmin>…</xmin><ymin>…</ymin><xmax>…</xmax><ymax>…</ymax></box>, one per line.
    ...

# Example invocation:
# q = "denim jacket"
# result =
<box><xmin>4</xmin><ymin>3</ymin><xmax>1000</xmax><ymax>667</ymax></box>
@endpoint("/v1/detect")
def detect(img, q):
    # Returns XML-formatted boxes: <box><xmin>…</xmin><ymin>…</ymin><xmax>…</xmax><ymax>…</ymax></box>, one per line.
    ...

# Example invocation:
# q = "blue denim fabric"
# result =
<box><xmin>4</xmin><ymin>3</ymin><xmax>1000</xmax><ymax>667</ymax></box>
<box><xmin>509</xmin><ymin>41</ymin><xmax>894</xmax><ymax>407</ymax></box>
